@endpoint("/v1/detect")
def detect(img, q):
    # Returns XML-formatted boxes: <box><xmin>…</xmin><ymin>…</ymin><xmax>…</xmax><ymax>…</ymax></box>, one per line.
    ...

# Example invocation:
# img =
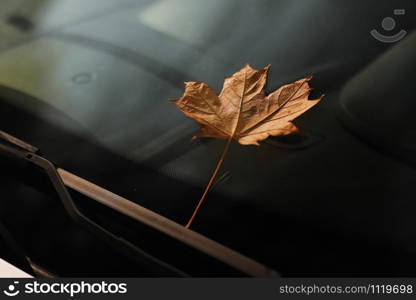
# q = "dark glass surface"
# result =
<box><xmin>1</xmin><ymin>0</ymin><xmax>416</xmax><ymax>276</ymax></box>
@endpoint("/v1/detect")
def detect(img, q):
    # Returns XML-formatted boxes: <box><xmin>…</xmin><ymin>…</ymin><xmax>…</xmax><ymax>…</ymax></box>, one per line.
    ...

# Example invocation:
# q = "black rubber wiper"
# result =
<box><xmin>0</xmin><ymin>130</ymin><xmax>278</xmax><ymax>278</ymax></box>
<box><xmin>0</xmin><ymin>130</ymin><xmax>188</xmax><ymax>277</ymax></box>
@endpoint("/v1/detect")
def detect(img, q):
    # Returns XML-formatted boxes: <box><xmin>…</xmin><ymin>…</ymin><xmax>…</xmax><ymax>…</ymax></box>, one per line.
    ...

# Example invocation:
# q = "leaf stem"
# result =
<box><xmin>185</xmin><ymin>137</ymin><xmax>233</xmax><ymax>229</ymax></box>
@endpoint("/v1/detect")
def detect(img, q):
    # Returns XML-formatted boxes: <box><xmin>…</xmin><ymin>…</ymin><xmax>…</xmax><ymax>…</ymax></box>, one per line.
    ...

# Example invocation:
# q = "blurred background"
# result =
<box><xmin>0</xmin><ymin>0</ymin><xmax>416</xmax><ymax>277</ymax></box>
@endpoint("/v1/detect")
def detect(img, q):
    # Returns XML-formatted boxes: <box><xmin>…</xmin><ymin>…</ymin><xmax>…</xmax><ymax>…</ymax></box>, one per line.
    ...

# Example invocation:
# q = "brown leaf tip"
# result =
<box><xmin>242</xmin><ymin>63</ymin><xmax>270</xmax><ymax>73</ymax></box>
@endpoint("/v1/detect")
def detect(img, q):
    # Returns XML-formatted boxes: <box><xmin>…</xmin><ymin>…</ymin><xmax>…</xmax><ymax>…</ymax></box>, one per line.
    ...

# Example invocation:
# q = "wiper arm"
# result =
<box><xmin>0</xmin><ymin>130</ymin><xmax>278</xmax><ymax>277</ymax></box>
<box><xmin>0</xmin><ymin>132</ymin><xmax>188</xmax><ymax>277</ymax></box>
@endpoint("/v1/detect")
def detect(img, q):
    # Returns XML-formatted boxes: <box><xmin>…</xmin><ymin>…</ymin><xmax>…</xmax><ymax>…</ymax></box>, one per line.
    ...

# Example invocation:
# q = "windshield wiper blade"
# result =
<box><xmin>0</xmin><ymin>132</ymin><xmax>188</xmax><ymax>277</ymax></box>
<box><xmin>0</xmin><ymin>130</ymin><xmax>279</xmax><ymax>277</ymax></box>
<box><xmin>0</xmin><ymin>130</ymin><xmax>38</xmax><ymax>153</ymax></box>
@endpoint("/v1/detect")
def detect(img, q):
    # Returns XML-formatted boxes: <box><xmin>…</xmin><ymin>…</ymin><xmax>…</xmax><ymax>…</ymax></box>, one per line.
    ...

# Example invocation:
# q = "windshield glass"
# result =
<box><xmin>0</xmin><ymin>0</ymin><xmax>399</xmax><ymax>191</ymax></box>
<box><xmin>1</xmin><ymin>0</ymin><xmax>416</xmax><ymax>276</ymax></box>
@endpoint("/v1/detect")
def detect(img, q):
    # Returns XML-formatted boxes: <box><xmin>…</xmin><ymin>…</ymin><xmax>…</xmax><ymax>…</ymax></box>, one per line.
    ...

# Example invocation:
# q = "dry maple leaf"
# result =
<box><xmin>172</xmin><ymin>64</ymin><xmax>323</xmax><ymax>146</ymax></box>
<box><xmin>171</xmin><ymin>64</ymin><xmax>323</xmax><ymax>228</ymax></box>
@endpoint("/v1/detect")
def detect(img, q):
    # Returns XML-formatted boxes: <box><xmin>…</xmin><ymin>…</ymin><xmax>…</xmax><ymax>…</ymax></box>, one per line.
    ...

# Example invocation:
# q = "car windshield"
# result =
<box><xmin>0</xmin><ymin>0</ymin><xmax>401</xmax><ymax>191</ymax></box>
<box><xmin>1</xmin><ymin>0</ymin><xmax>416</xmax><ymax>276</ymax></box>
